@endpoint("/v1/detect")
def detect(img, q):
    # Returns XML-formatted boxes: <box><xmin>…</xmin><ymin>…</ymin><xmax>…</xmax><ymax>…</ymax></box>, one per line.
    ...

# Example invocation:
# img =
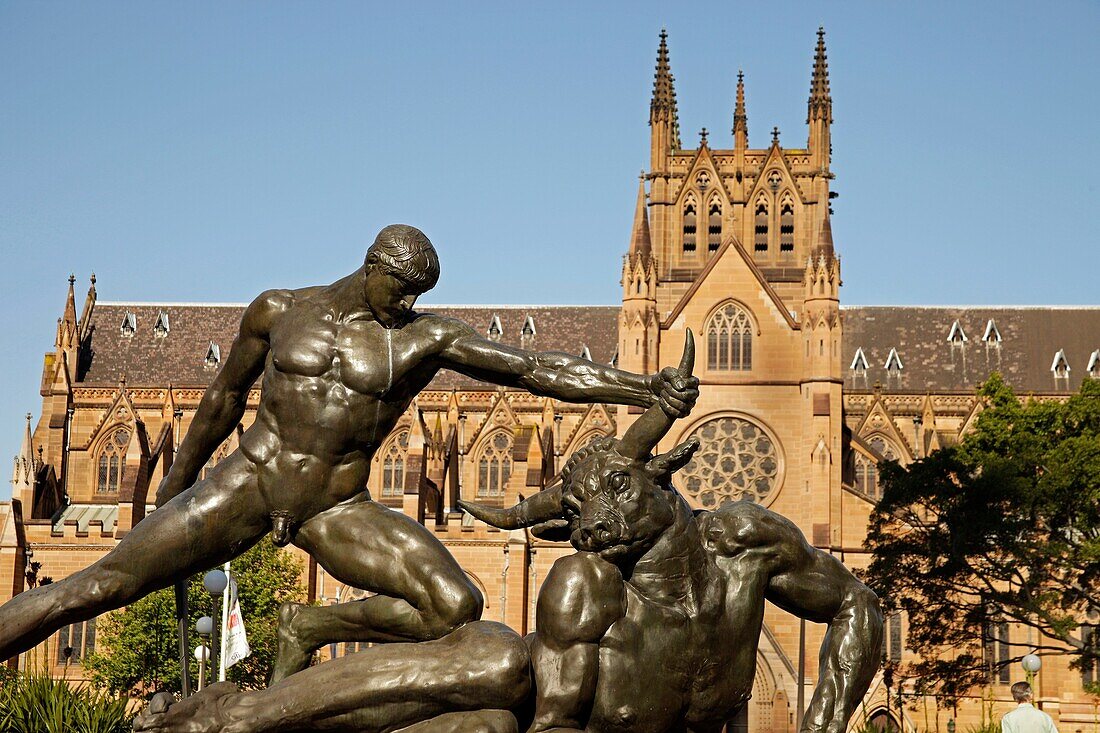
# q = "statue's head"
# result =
<box><xmin>364</xmin><ymin>224</ymin><xmax>440</xmax><ymax>325</ymax></box>
<box><xmin>461</xmin><ymin>332</ymin><xmax>700</xmax><ymax>565</ymax></box>
<box><xmin>366</xmin><ymin>224</ymin><xmax>440</xmax><ymax>290</ymax></box>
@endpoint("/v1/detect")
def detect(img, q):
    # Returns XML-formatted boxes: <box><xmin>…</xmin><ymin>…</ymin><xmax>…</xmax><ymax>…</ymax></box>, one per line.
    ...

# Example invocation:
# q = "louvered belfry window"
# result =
<box><xmin>754</xmin><ymin>204</ymin><xmax>768</xmax><ymax>252</ymax></box>
<box><xmin>707</xmin><ymin>203</ymin><xmax>722</xmax><ymax>251</ymax></box>
<box><xmin>780</xmin><ymin>203</ymin><xmax>794</xmax><ymax>253</ymax></box>
<box><xmin>682</xmin><ymin>203</ymin><xmax>697</xmax><ymax>252</ymax></box>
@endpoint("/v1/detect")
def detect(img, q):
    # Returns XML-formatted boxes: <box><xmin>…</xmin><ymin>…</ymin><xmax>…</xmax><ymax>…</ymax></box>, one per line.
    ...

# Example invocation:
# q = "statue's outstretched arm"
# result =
<box><xmin>763</xmin><ymin>523</ymin><xmax>883</xmax><ymax>733</ymax></box>
<box><xmin>529</xmin><ymin>553</ymin><xmax>624</xmax><ymax>733</ymax></box>
<box><xmin>706</xmin><ymin>503</ymin><xmax>883</xmax><ymax>733</ymax></box>
<box><xmin>155</xmin><ymin>289</ymin><xmax>285</xmax><ymax>506</ymax></box>
<box><xmin>435</xmin><ymin>317</ymin><xmax>697</xmax><ymax>415</ymax></box>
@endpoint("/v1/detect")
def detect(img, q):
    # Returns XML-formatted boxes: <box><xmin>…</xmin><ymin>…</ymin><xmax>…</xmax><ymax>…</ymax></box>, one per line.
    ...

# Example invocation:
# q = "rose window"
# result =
<box><xmin>675</xmin><ymin>416</ymin><xmax>781</xmax><ymax>507</ymax></box>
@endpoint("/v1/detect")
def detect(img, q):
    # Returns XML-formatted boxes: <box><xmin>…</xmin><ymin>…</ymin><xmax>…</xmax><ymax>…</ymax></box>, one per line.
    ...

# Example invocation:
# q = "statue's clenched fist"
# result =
<box><xmin>648</xmin><ymin>366</ymin><xmax>699</xmax><ymax>418</ymax></box>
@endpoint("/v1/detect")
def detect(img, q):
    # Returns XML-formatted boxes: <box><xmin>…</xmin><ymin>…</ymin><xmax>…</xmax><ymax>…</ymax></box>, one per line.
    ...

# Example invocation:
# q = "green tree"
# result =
<box><xmin>84</xmin><ymin>539</ymin><xmax>305</xmax><ymax>695</ymax></box>
<box><xmin>864</xmin><ymin>374</ymin><xmax>1100</xmax><ymax>702</ymax></box>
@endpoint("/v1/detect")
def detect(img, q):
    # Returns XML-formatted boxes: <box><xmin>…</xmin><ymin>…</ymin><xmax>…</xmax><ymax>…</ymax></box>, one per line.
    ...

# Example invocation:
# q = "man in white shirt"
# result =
<box><xmin>1002</xmin><ymin>682</ymin><xmax>1059</xmax><ymax>733</ymax></box>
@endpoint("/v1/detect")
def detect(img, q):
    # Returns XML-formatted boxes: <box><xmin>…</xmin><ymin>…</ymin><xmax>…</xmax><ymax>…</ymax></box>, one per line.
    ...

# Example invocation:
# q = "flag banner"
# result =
<box><xmin>224</xmin><ymin>576</ymin><xmax>251</xmax><ymax>668</ymax></box>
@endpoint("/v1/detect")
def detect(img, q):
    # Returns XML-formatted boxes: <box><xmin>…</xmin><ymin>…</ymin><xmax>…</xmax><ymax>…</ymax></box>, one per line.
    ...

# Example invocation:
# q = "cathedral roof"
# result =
<box><xmin>842</xmin><ymin>306</ymin><xmax>1100</xmax><ymax>394</ymax></box>
<box><xmin>79</xmin><ymin>303</ymin><xmax>620</xmax><ymax>391</ymax></box>
<box><xmin>75</xmin><ymin>301</ymin><xmax>1098</xmax><ymax>397</ymax></box>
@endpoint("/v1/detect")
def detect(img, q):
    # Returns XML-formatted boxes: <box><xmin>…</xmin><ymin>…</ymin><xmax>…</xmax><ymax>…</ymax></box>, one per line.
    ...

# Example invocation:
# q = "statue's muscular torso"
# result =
<box><xmin>233</xmin><ymin>287</ymin><xmax>450</xmax><ymax>522</ymax></box>
<box><xmin>169</xmin><ymin>272</ymin><xmax>660</xmax><ymax>531</ymax></box>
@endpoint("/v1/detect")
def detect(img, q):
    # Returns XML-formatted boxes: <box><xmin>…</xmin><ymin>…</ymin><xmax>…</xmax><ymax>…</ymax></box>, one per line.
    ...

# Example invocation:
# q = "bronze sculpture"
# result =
<box><xmin>0</xmin><ymin>224</ymin><xmax>699</xmax><ymax>676</ymax></box>
<box><xmin>132</xmin><ymin>333</ymin><xmax>882</xmax><ymax>733</ymax></box>
<box><xmin>462</xmin><ymin>333</ymin><xmax>883</xmax><ymax>733</ymax></box>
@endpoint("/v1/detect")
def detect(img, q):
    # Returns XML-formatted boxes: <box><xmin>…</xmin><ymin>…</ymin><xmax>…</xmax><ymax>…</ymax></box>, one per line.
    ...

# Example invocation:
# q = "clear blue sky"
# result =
<box><xmin>2</xmin><ymin>2</ymin><xmax>1098</xmax><ymax>498</ymax></box>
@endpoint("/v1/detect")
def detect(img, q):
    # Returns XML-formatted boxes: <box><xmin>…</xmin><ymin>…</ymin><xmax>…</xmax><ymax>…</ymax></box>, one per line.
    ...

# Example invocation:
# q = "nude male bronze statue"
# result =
<box><xmin>0</xmin><ymin>224</ymin><xmax>699</xmax><ymax>678</ymax></box>
<box><xmin>130</xmin><ymin>334</ymin><xmax>882</xmax><ymax>733</ymax></box>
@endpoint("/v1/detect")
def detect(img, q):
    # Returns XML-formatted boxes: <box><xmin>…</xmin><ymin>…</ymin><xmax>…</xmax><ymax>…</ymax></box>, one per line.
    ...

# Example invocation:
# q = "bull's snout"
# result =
<box><xmin>580</xmin><ymin>517</ymin><xmax>616</xmax><ymax>545</ymax></box>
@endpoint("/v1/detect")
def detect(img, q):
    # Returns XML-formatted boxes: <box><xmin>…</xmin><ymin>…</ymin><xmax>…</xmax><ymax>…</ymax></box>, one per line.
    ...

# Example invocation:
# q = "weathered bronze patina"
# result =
<box><xmin>462</xmin><ymin>333</ymin><xmax>883</xmax><ymax>733</ymax></box>
<box><xmin>129</xmin><ymin>333</ymin><xmax>881</xmax><ymax>733</ymax></box>
<box><xmin>0</xmin><ymin>225</ymin><xmax>698</xmax><ymax>677</ymax></box>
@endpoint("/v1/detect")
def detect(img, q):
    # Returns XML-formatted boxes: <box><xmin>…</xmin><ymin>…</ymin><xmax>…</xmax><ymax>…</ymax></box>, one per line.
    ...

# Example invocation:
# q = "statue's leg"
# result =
<box><xmin>0</xmin><ymin>458</ymin><xmax>269</xmax><ymax>662</ymax></box>
<box><xmin>396</xmin><ymin>710</ymin><xmax>519</xmax><ymax>733</ymax></box>
<box><xmin>134</xmin><ymin>620</ymin><xmax>531</xmax><ymax>733</ymax></box>
<box><xmin>271</xmin><ymin>499</ymin><xmax>483</xmax><ymax>682</ymax></box>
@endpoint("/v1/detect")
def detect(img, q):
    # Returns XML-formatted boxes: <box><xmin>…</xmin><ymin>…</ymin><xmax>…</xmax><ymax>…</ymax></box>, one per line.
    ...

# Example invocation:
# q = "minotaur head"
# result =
<box><xmin>460</xmin><ymin>331</ymin><xmax>700</xmax><ymax>564</ymax></box>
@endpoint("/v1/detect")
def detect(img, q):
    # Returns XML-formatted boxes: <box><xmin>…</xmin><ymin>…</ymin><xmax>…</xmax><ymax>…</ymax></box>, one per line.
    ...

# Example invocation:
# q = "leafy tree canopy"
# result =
<box><xmin>84</xmin><ymin>539</ymin><xmax>305</xmax><ymax>696</ymax></box>
<box><xmin>865</xmin><ymin>374</ymin><xmax>1100</xmax><ymax>702</ymax></box>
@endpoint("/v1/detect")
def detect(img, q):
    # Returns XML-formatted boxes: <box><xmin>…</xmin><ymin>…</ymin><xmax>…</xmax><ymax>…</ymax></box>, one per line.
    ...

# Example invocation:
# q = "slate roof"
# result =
<box><xmin>842</xmin><ymin>307</ymin><xmax>1100</xmax><ymax>394</ymax></box>
<box><xmin>78</xmin><ymin>302</ymin><xmax>1100</xmax><ymax>396</ymax></box>
<box><xmin>82</xmin><ymin>304</ymin><xmax>244</xmax><ymax>386</ymax></box>
<box><xmin>81</xmin><ymin>303</ymin><xmax>620</xmax><ymax>391</ymax></box>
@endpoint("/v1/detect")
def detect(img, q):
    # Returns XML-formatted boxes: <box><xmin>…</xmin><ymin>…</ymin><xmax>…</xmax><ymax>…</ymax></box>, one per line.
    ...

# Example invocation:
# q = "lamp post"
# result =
<box><xmin>202</xmin><ymin>569</ymin><xmax>228</xmax><ymax>678</ymax></box>
<box><xmin>195</xmin><ymin>615</ymin><xmax>214</xmax><ymax>690</ymax></box>
<box><xmin>1022</xmin><ymin>653</ymin><xmax>1042</xmax><ymax>687</ymax></box>
<box><xmin>171</xmin><ymin>408</ymin><xmax>191</xmax><ymax>699</ymax></box>
<box><xmin>193</xmin><ymin>643</ymin><xmax>210</xmax><ymax>691</ymax></box>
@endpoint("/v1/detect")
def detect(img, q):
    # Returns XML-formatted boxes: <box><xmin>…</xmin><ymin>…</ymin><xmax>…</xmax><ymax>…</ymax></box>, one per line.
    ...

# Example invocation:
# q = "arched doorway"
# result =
<box><xmin>868</xmin><ymin>708</ymin><xmax>901</xmax><ymax>733</ymax></box>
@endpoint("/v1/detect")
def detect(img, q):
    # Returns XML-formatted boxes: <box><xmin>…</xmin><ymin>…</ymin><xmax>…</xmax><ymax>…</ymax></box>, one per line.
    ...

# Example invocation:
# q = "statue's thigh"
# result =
<box><xmin>396</xmin><ymin>710</ymin><xmax>519</xmax><ymax>733</ymax></box>
<box><xmin>296</xmin><ymin>500</ymin><xmax>478</xmax><ymax>609</ymax></box>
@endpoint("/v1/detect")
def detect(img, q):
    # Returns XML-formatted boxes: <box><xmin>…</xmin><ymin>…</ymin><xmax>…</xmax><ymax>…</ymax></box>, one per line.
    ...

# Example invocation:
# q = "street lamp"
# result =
<box><xmin>1022</xmin><ymin>653</ymin><xmax>1042</xmax><ymax>686</ymax></box>
<box><xmin>193</xmin><ymin>644</ymin><xmax>210</xmax><ymax>690</ymax></box>
<box><xmin>202</xmin><ymin>569</ymin><xmax>228</xmax><ymax>678</ymax></box>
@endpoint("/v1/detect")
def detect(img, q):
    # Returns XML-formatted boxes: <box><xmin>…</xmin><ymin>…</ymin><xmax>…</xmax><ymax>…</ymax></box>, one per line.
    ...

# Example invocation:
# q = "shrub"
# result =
<box><xmin>0</xmin><ymin>668</ymin><xmax>134</xmax><ymax>733</ymax></box>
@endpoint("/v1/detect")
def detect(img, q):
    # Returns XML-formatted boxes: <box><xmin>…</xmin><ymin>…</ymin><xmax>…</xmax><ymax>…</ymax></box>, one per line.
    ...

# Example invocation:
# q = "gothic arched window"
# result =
<box><xmin>96</xmin><ymin>428</ymin><xmax>130</xmax><ymax>494</ymax></box>
<box><xmin>707</xmin><ymin>202</ymin><xmax>722</xmax><ymax>252</ymax></box>
<box><xmin>854</xmin><ymin>436</ymin><xmax>899</xmax><ymax>499</ymax></box>
<box><xmin>682</xmin><ymin>202</ymin><xmax>697</xmax><ymax>252</ymax></box>
<box><xmin>381</xmin><ymin>429</ymin><xmax>409</xmax><ymax>498</ymax></box>
<box><xmin>706</xmin><ymin>303</ymin><xmax>753</xmax><ymax>371</ymax></box>
<box><xmin>754</xmin><ymin>203</ymin><xmax>769</xmax><ymax>253</ymax></box>
<box><xmin>780</xmin><ymin>202</ymin><xmax>794</xmax><ymax>254</ymax></box>
<box><xmin>477</xmin><ymin>431</ymin><xmax>513</xmax><ymax>498</ymax></box>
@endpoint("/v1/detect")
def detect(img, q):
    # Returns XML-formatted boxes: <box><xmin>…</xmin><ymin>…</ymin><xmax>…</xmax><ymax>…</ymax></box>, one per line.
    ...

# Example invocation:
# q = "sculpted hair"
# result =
<box><xmin>366</xmin><ymin>224</ymin><xmax>440</xmax><ymax>292</ymax></box>
<box><xmin>1010</xmin><ymin>681</ymin><xmax>1032</xmax><ymax>702</ymax></box>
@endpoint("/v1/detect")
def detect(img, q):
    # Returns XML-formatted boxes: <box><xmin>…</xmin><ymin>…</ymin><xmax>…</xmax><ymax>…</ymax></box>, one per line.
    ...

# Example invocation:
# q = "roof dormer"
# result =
<box><xmin>487</xmin><ymin>314</ymin><xmax>503</xmax><ymax>342</ymax></box>
<box><xmin>153</xmin><ymin>310</ymin><xmax>170</xmax><ymax>338</ymax></box>
<box><xmin>885</xmin><ymin>348</ymin><xmax>903</xmax><ymax>375</ymax></box>
<box><xmin>204</xmin><ymin>342</ymin><xmax>221</xmax><ymax>370</ymax></box>
<box><xmin>1051</xmin><ymin>349</ymin><xmax>1070</xmax><ymax>380</ymax></box>
<box><xmin>947</xmin><ymin>320</ymin><xmax>967</xmax><ymax>344</ymax></box>
<box><xmin>982</xmin><ymin>319</ymin><xmax>1002</xmax><ymax>343</ymax></box>
<box><xmin>850</xmin><ymin>347</ymin><xmax>869</xmax><ymax>374</ymax></box>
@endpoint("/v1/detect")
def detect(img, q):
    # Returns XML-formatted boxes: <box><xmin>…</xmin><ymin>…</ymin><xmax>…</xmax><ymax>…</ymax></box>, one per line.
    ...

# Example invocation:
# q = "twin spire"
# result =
<box><xmin>808</xmin><ymin>26</ymin><xmax>832</xmax><ymax>123</ymax></box>
<box><xmin>650</xmin><ymin>28</ymin><xmax>831</xmax><ymax>149</ymax></box>
<box><xmin>732</xmin><ymin>70</ymin><xmax>748</xmax><ymax>147</ymax></box>
<box><xmin>649</xmin><ymin>29</ymin><xmax>682</xmax><ymax>150</ymax></box>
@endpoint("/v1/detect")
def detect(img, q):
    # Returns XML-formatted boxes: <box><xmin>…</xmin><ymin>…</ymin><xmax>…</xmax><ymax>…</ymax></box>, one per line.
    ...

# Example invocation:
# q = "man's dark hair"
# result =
<box><xmin>1011</xmin><ymin>681</ymin><xmax>1033</xmax><ymax>703</ymax></box>
<box><xmin>366</xmin><ymin>224</ymin><xmax>440</xmax><ymax>293</ymax></box>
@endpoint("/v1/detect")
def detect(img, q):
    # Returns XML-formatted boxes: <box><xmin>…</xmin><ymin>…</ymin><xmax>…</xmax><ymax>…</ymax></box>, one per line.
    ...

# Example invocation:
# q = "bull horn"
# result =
<box><xmin>458</xmin><ymin>483</ymin><xmax>564</xmax><ymax>530</ymax></box>
<box><xmin>618</xmin><ymin>329</ymin><xmax>695</xmax><ymax>461</ymax></box>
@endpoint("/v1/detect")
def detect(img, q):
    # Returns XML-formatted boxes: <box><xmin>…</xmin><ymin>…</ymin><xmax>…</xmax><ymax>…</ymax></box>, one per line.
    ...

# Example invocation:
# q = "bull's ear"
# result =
<box><xmin>645</xmin><ymin>438</ymin><xmax>700</xmax><ymax>482</ymax></box>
